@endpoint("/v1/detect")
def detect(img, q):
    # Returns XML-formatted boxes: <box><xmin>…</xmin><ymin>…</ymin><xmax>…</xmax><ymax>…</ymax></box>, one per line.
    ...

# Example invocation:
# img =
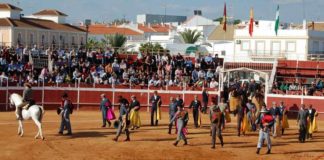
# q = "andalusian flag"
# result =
<box><xmin>223</xmin><ymin>3</ymin><xmax>227</xmax><ymax>31</ymax></box>
<box><xmin>249</xmin><ymin>8</ymin><xmax>254</xmax><ymax>37</ymax></box>
<box><xmin>274</xmin><ymin>5</ymin><xmax>280</xmax><ymax>35</ymax></box>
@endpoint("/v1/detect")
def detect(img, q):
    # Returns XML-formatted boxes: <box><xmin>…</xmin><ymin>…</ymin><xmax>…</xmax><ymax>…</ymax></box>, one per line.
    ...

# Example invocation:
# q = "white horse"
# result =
<box><xmin>9</xmin><ymin>93</ymin><xmax>45</xmax><ymax>140</ymax></box>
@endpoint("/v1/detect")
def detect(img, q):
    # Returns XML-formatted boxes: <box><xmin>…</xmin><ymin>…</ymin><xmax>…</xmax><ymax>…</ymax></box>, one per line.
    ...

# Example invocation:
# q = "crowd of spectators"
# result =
<box><xmin>272</xmin><ymin>78</ymin><xmax>324</xmax><ymax>96</ymax></box>
<box><xmin>0</xmin><ymin>45</ymin><xmax>223</xmax><ymax>89</ymax></box>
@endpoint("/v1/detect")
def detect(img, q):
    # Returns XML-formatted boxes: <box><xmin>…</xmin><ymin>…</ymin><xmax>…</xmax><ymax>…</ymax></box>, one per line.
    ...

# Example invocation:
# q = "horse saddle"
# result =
<box><xmin>22</xmin><ymin>103</ymin><xmax>30</xmax><ymax>110</ymax></box>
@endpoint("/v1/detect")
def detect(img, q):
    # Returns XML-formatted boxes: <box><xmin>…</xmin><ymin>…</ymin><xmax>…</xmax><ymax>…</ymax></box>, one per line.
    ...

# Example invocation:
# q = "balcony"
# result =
<box><xmin>248</xmin><ymin>50</ymin><xmax>287</xmax><ymax>61</ymax></box>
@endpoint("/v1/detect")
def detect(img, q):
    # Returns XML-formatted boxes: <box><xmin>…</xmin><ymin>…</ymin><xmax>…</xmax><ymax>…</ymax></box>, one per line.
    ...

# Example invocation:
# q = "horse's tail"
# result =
<box><xmin>38</xmin><ymin>105</ymin><xmax>45</xmax><ymax>122</ymax></box>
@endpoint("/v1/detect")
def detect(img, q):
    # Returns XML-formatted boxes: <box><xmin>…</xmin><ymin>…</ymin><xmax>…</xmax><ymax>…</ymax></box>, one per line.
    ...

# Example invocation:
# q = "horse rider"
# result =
<box><xmin>17</xmin><ymin>83</ymin><xmax>34</xmax><ymax>120</ymax></box>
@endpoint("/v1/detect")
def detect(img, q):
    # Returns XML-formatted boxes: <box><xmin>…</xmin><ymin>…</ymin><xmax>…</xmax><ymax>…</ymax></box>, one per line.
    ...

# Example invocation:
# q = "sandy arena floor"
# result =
<box><xmin>0</xmin><ymin>110</ymin><xmax>323</xmax><ymax>160</ymax></box>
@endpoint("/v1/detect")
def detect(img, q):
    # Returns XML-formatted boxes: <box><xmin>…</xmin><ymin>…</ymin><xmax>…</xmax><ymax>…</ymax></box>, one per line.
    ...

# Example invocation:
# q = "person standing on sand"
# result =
<box><xmin>297</xmin><ymin>104</ymin><xmax>309</xmax><ymax>143</ymax></box>
<box><xmin>113</xmin><ymin>96</ymin><xmax>130</xmax><ymax>142</ymax></box>
<box><xmin>168</xmin><ymin>97</ymin><xmax>178</xmax><ymax>134</ymax></box>
<box><xmin>210</xmin><ymin>105</ymin><xmax>224</xmax><ymax>149</ymax></box>
<box><xmin>99</xmin><ymin>94</ymin><xmax>111</xmax><ymax>128</ymax></box>
<box><xmin>170</xmin><ymin>105</ymin><xmax>189</xmax><ymax>146</ymax></box>
<box><xmin>256</xmin><ymin>106</ymin><xmax>274</xmax><ymax>154</ymax></box>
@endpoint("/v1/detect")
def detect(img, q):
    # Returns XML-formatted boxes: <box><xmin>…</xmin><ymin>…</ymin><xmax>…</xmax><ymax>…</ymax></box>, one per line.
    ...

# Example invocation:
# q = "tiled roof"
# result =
<box><xmin>86</xmin><ymin>25</ymin><xmax>142</xmax><ymax>35</ymax></box>
<box><xmin>0</xmin><ymin>18</ymin><xmax>13</xmax><ymax>26</ymax></box>
<box><xmin>150</xmin><ymin>24</ymin><xmax>171</xmax><ymax>33</ymax></box>
<box><xmin>0</xmin><ymin>18</ymin><xmax>85</xmax><ymax>32</ymax></box>
<box><xmin>138</xmin><ymin>24</ymin><xmax>155</xmax><ymax>32</ymax></box>
<box><xmin>0</xmin><ymin>3</ymin><xmax>22</xmax><ymax>11</ymax></box>
<box><xmin>33</xmin><ymin>9</ymin><xmax>68</xmax><ymax>16</ymax></box>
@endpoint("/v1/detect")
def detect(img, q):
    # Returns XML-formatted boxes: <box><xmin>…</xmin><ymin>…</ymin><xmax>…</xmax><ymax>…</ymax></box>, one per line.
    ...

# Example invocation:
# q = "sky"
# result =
<box><xmin>2</xmin><ymin>0</ymin><xmax>324</xmax><ymax>24</ymax></box>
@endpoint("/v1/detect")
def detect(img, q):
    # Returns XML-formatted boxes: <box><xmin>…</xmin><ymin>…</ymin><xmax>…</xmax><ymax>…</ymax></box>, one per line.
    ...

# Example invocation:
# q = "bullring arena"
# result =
<box><xmin>0</xmin><ymin>86</ymin><xmax>324</xmax><ymax>160</ymax></box>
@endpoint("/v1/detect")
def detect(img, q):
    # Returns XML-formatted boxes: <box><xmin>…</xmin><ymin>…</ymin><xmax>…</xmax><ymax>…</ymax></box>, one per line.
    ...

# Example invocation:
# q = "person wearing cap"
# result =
<box><xmin>99</xmin><ymin>94</ymin><xmax>111</xmax><ymax>128</ymax></box>
<box><xmin>58</xmin><ymin>93</ymin><xmax>72</xmax><ymax>135</ymax></box>
<box><xmin>189</xmin><ymin>95</ymin><xmax>202</xmax><ymax>128</ymax></box>
<box><xmin>129</xmin><ymin>95</ymin><xmax>141</xmax><ymax>130</ymax></box>
<box><xmin>297</xmin><ymin>104</ymin><xmax>309</xmax><ymax>143</ymax></box>
<box><xmin>168</xmin><ymin>97</ymin><xmax>178</xmax><ymax>134</ymax></box>
<box><xmin>113</xmin><ymin>96</ymin><xmax>131</xmax><ymax>142</ymax></box>
<box><xmin>17</xmin><ymin>83</ymin><xmax>34</xmax><ymax>120</ymax></box>
<box><xmin>170</xmin><ymin>105</ymin><xmax>189</xmax><ymax>146</ymax></box>
<box><xmin>150</xmin><ymin>91</ymin><xmax>162</xmax><ymax>126</ymax></box>
<box><xmin>210</xmin><ymin>104</ymin><xmax>224</xmax><ymax>149</ymax></box>
<box><xmin>255</xmin><ymin>105</ymin><xmax>274</xmax><ymax>154</ymax></box>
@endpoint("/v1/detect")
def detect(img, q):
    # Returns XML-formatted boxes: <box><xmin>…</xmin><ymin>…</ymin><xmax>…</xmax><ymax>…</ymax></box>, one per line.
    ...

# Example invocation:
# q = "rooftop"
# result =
<box><xmin>0</xmin><ymin>3</ymin><xmax>22</xmax><ymax>11</ymax></box>
<box><xmin>86</xmin><ymin>24</ymin><xmax>142</xmax><ymax>35</ymax></box>
<box><xmin>33</xmin><ymin>9</ymin><xmax>68</xmax><ymax>16</ymax></box>
<box><xmin>0</xmin><ymin>17</ymin><xmax>85</xmax><ymax>32</ymax></box>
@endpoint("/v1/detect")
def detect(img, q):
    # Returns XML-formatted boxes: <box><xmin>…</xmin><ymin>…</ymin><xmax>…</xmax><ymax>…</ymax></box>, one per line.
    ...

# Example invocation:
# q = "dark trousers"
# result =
<box><xmin>193</xmin><ymin>109</ymin><xmax>199</xmax><ymax>127</ymax></box>
<box><xmin>101</xmin><ymin>108</ymin><xmax>107</xmax><ymax>126</ymax></box>
<box><xmin>168</xmin><ymin>113</ymin><xmax>176</xmax><ymax>133</ymax></box>
<box><xmin>211</xmin><ymin>123</ymin><xmax>223</xmax><ymax>147</ymax></box>
<box><xmin>236</xmin><ymin>113</ymin><xmax>243</xmax><ymax>136</ymax></box>
<box><xmin>151</xmin><ymin>107</ymin><xmax>158</xmax><ymax>126</ymax></box>
<box><xmin>202</xmin><ymin>101</ymin><xmax>208</xmax><ymax>114</ymax></box>
<box><xmin>299</xmin><ymin>125</ymin><xmax>307</xmax><ymax>142</ymax></box>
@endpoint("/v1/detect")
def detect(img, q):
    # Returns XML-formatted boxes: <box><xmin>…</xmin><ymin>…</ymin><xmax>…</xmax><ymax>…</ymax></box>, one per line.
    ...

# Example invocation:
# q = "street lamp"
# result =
<box><xmin>84</xmin><ymin>19</ymin><xmax>91</xmax><ymax>49</ymax></box>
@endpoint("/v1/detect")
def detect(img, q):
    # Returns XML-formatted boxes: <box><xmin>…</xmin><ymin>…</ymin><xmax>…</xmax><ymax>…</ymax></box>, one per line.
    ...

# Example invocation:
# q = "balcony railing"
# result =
<box><xmin>247</xmin><ymin>50</ymin><xmax>288</xmax><ymax>61</ymax></box>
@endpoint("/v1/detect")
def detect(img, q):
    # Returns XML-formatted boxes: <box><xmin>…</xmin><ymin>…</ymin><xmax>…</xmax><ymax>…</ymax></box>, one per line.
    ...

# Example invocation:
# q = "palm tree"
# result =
<box><xmin>102</xmin><ymin>34</ymin><xmax>127</xmax><ymax>49</ymax></box>
<box><xmin>179</xmin><ymin>29</ymin><xmax>202</xmax><ymax>44</ymax></box>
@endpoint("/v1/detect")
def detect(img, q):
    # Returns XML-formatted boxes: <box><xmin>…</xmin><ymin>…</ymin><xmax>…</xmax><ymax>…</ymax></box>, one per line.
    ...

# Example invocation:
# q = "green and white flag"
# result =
<box><xmin>275</xmin><ymin>5</ymin><xmax>280</xmax><ymax>35</ymax></box>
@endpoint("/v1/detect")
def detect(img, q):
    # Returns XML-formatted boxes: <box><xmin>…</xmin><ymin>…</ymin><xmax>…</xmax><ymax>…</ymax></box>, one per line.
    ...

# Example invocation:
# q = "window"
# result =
<box><xmin>241</xmin><ymin>40</ymin><xmax>250</xmax><ymax>51</ymax></box>
<box><xmin>30</xmin><ymin>34</ymin><xmax>34</xmax><ymax>45</ymax></box>
<box><xmin>271</xmin><ymin>41</ymin><xmax>281</xmax><ymax>55</ymax></box>
<box><xmin>255</xmin><ymin>41</ymin><xmax>265</xmax><ymax>55</ymax></box>
<box><xmin>286</xmin><ymin>41</ymin><xmax>296</xmax><ymax>52</ymax></box>
<box><xmin>313</xmin><ymin>41</ymin><xmax>319</xmax><ymax>54</ymax></box>
<box><xmin>41</xmin><ymin>35</ymin><xmax>45</xmax><ymax>44</ymax></box>
<box><xmin>72</xmin><ymin>36</ymin><xmax>75</xmax><ymax>45</ymax></box>
<box><xmin>52</xmin><ymin>36</ymin><xmax>56</xmax><ymax>44</ymax></box>
<box><xmin>17</xmin><ymin>33</ymin><xmax>22</xmax><ymax>44</ymax></box>
<box><xmin>80</xmin><ymin>37</ymin><xmax>84</xmax><ymax>45</ymax></box>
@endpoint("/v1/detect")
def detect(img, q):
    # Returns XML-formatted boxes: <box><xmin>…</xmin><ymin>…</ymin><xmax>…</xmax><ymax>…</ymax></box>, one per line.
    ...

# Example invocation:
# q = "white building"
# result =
<box><xmin>0</xmin><ymin>3</ymin><xmax>86</xmax><ymax>48</ymax></box>
<box><xmin>227</xmin><ymin>20</ymin><xmax>324</xmax><ymax>63</ymax></box>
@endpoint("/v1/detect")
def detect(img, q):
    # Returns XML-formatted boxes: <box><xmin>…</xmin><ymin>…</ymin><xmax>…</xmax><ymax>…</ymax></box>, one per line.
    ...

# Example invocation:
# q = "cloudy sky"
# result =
<box><xmin>2</xmin><ymin>0</ymin><xmax>323</xmax><ymax>24</ymax></box>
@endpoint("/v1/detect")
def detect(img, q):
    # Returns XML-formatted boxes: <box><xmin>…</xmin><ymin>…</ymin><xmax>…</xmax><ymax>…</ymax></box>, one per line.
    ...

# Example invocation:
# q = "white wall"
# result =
<box><xmin>31</xmin><ymin>15</ymin><xmax>66</xmax><ymax>24</ymax></box>
<box><xmin>232</xmin><ymin>21</ymin><xmax>315</xmax><ymax>62</ymax></box>
<box><xmin>0</xmin><ymin>10</ymin><xmax>21</xmax><ymax>19</ymax></box>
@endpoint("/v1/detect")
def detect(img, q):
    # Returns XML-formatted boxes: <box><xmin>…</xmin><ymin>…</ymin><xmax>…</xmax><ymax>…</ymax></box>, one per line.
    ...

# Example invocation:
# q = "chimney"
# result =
<box><xmin>194</xmin><ymin>10</ymin><xmax>202</xmax><ymax>16</ymax></box>
<box><xmin>312</xmin><ymin>21</ymin><xmax>315</xmax><ymax>30</ymax></box>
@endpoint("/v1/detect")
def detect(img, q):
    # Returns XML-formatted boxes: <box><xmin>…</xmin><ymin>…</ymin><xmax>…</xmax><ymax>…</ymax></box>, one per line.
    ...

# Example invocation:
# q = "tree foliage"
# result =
<box><xmin>139</xmin><ymin>42</ymin><xmax>165</xmax><ymax>53</ymax></box>
<box><xmin>179</xmin><ymin>29</ymin><xmax>202</xmax><ymax>44</ymax></box>
<box><xmin>102</xmin><ymin>34</ymin><xmax>127</xmax><ymax>48</ymax></box>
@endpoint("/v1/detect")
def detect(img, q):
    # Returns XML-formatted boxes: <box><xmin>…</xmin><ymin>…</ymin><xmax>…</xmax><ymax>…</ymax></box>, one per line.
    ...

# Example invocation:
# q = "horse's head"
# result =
<box><xmin>9</xmin><ymin>94</ymin><xmax>15</xmax><ymax>108</ymax></box>
<box><xmin>9</xmin><ymin>93</ymin><xmax>23</xmax><ymax>108</ymax></box>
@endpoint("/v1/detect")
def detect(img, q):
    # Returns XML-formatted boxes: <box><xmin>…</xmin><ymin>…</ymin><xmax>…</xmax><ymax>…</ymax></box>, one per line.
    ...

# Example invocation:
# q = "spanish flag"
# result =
<box><xmin>249</xmin><ymin>8</ymin><xmax>254</xmax><ymax>37</ymax></box>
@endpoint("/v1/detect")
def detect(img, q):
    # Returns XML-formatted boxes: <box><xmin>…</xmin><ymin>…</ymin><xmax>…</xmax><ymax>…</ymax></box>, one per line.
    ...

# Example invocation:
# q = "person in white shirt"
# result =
<box><xmin>210</xmin><ymin>78</ymin><xmax>219</xmax><ymax>89</ymax></box>
<box><xmin>198</xmin><ymin>69</ymin><xmax>206</xmax><ymax>79</ymax></box>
